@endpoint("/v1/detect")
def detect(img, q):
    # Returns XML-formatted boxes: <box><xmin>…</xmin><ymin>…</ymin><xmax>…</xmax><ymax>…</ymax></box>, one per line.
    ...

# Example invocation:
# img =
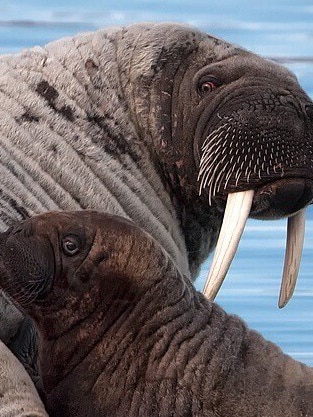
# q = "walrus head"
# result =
<box><xmin>0</xmin><ymin>212</ymin><xmax>93</xmax><ymax>311</ymax></box>
<box><xmin>0</xmin><ymin>211</ymin><xmax>177</xmax><ymax>339</ymax></box>
<box><xmin>0</xmin><ymin>211</ymin><xmax>169</xmax><ymax>305</ymax></box>
<box><xmin>116</xmin><ymin>23</ymin><xmax>313</xmax><ymax>307</ymax></box>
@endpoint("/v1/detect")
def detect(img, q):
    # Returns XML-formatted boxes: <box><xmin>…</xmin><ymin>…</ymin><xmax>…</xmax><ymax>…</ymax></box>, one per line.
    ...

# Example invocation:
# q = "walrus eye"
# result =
<box><xmin>198</xmin><ymin>76</ymin><xmax>221</xmax><ymax>96</ymax></box>
<box><xmin>61</xmin><ymin>234</ymin><xmax>80</xmax><ymax>256</ymax></box>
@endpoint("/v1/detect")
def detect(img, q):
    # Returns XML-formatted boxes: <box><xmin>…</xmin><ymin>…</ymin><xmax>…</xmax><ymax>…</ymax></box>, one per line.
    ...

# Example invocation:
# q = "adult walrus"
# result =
<box><xmin>1</xmin><ymin>210</ymin><xmax>313</xmax><ymax>417</ymax></box>
<box><xmin>0</xmin><ymin>21</ymin><xmax>312</xmax><ymax>311</ymax></box>
<box><xmin>0</xmin><ymin>22</ymin><xmax>313</xmax><ymax>410</ymax></box>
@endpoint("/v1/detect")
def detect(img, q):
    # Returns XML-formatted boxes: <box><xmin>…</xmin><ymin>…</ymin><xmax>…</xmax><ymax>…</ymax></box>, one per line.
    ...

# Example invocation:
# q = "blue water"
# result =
<box><xmin>0</xmin><ymin>0</ymin><xmax>313</xmax><ymax>364</ymax></box>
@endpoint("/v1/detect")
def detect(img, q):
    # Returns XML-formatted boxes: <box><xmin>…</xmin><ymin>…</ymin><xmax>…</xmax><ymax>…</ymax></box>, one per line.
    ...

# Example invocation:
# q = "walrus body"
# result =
<box><xmin>0</xmin><ymin>22</ymin><xmax>313</xmax><ymax>415</ymax></box>
<box><xmin>0</xmin><ymin>210</ymin><xmax>313</xmax><ymax>417</ymax></box>
<box><xmin>0</xmin><ymin>339</ymin><xmax>47</xmax><ymax>416</ymax></box>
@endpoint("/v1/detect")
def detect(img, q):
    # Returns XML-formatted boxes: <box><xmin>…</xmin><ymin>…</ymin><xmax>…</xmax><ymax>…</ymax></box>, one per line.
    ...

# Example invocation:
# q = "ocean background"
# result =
<box><xmin>0</xmin><ymin>0</ymin><xmax>312</xmax><ymax>364</ymax></box>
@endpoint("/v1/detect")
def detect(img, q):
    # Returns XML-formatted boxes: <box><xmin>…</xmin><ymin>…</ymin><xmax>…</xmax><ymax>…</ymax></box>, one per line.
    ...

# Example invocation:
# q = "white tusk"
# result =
<box><xmin>278</xmin><ymin>208</ymin><xmax>306</xmax><ymax>308</ymax></box>
<box><xmin>203</xmin><ymin>190</ymin><xmax>254</xmax><ymax>300</ymax></box>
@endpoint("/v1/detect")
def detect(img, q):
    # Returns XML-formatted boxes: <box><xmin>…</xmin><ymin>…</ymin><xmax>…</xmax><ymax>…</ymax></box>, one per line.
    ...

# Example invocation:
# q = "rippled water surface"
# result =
<box><xmin>1</xmin><ymin>0</ymin><xmax>313</xmax><ymax>364</ymax></box>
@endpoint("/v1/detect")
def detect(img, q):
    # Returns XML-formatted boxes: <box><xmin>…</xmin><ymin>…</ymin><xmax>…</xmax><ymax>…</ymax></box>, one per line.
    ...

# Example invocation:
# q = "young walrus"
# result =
<box><xmin>0</xmin><ymin>210</ymin><xmax>312</xmax><ymax>417</ymax></box>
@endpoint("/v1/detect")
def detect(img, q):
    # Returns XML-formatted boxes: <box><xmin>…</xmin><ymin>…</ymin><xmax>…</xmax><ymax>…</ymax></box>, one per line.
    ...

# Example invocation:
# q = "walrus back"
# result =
<box><xmin>0</xmin><ymin>30</ymin><xmax>189</xmax><ymax>276</ymax></box>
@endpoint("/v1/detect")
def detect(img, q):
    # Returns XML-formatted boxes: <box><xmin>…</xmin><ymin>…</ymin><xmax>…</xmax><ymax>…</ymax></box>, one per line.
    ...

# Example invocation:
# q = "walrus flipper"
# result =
<box><xmin>8</xmin><ymin>316</ymin><xmax>44</xmax><ymax>399</ymax></box>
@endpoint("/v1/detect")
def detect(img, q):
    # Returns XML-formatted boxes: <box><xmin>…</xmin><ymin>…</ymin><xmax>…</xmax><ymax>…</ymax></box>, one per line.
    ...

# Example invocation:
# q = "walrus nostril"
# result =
<box><xmin>305</xmin><ymin>104</ymin><xmax>313</xmax><ymax>120</ymax></box>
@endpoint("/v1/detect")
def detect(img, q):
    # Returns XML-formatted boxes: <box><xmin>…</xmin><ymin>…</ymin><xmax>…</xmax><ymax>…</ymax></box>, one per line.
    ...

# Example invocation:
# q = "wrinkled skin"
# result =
<box><xmin>0</xmin><ymin>23</ymin><xmax>312</xmax><ymax>282</ymax></box>
<box><xmin>0</xmin><ymin>211</ymin><xmax>313</xmax><ymax>417</ymax></box>
<box><xmin>0</xmin><ymin>337</ymin><xmax>47</xmax><ymax>416</ymax></box>
<box><xmin>0</xmin><ymin>22</ymin><xmax>312</xmax><ymax>413</ymax></box>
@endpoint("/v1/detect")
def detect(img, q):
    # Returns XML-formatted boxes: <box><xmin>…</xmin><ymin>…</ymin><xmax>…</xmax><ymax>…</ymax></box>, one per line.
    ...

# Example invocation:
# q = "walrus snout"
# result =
<box><xmin>198</xmin><ymin>93</ymin><xmax>313</xmax><ymax>204</ymax></box>
<box><xmin>250</xmin><ymin>178</ymin><xmax>313</xmax><ymax>219</ymax></box>
<box><xmin>0</xmin><ymin>223</ymin><xmax>54</xmax><ymax>305</ymax></box>
<box><xmin>215</xmin><ymin>178</ymin><xmax>313</xmax><ymax>219</ymax></box>
<box><xmin>199</xmin><ymin>89</ymin><xmax>313</xmax><ymax>304</ymax></box>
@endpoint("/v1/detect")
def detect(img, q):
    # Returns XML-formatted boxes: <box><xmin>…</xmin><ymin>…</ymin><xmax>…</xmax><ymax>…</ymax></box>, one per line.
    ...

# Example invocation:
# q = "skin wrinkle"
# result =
<box><xmin>0</xmin><ymin>145</ymin><xmax>41</xmax><ymax>205</ymax></box>
<box><xmin>74</xmin><ymin>35</ymin><xmax>141</xmax><ymax>166</ymax></box>
<box><xmin>0</xmin><ymin>188</ymin><xmax>27</xmax><ymax>220</ymax></box>
<box><xmin>41</xmin><ymin>282</ymin><xmax>122</xmax><ymax>376</ymax></box>
<box><xmin>89</xmin><ymin>298</ymin><xmax>145</xmax><ymax>395</ymax></box>
<box><xmin>39</xmin><ymin>45</ymin><xmax>94</xmax><ymax>114</ymax></box>
<box><xmin>128</xmin><ymin>30</ymin><xmax>149</xmax><ymax>141</ymax></box>
<box><xmin>71</xmin><ymin>230</ymin><xmax>96</xmax><ymax>278</ymax></box>
<box><xmin>2</xmin><ymin>43</ymin><xmax>130</xmax><ymax>217</ymax></box>
<box><xmin>169</xmin><ymin>49</ymin><xmax>197</xmax><ymax>148</ymax></box>
<box><xmin>0</xmin><ymin>143</ymin><xmax>69</xmax><ymax>212</ymax></box>
<box><xmin>71</xmin><ymin>37</ymin><xmax>99</xmax><ymax>101</ymax></box>
<box><xmin>0</xmin><ymin>207</ymin><xmax>20</xmax><ymax>226</ymax></box>
<box><xmin>0</xmin><ymin>160</ymin><xmax>47</xmax><ymax>213</ymax></box>
<box><xmin>148</xmin><ymin>47</ymin><xmax>167</xmax><ymax>148</ymax></box>
<box><xmin>19</xmin><ymin>121</ymin><xmax>91</xmax><ymax>207</ymax></box>
<box><xmin>0</xmin><ymin>106</ymin><xmax>79</xmax><ymax>212</ymax></box>
<box><xmin>14</xmin><ymin>106</ymin><xmax>124</xmax><ymax>214</ymax></box>
<box><xmin>89</xmin><ymin>306</ymin><xmax>146</xmax><ymax>391</ymax></box>
<box><xmin>51</xmin><ymin>311</ymin><xmax>104</xmax><ymax>382</ymax></box>
<box><xmin>0</xmin><ymin>100</ymin><xmax>68</xmax><ymax>208</ymax></box>
<box><xmin>96</xmin><ymin>274</ymin><xmax>185</xmax><ymax>385</ymax></box>
<box><xmin>153</xmin><ymin>37</ymin><xmax>187</xmax><ymax>145</ymax></box>
<box><xmin>44</xmin><ymin>37</ymin><xmax>93</xmax><ymax>103</ymax></box>
<box><xmin>90</xmin><ymin>30</ymin><xmax>177</xmax><ymax>218</ymax></box>
<box><xmin>149</xmin><ymin>43</ymin><xmax>187</xmax><ymax>151</ymax></box>
<box><xmin>179</xmin><ymin>55</ymin><xmax>200</xmax><ymax>139</ymax></box>
<box><xmin>128</xmin><ymin>309</ymin><xmax>193</xmax><ymax>385</ymax></box>
<box><xmin>145</xmin><ymin>300</ymin><xmax>194</xmax><ymax>374</ymax></box>
<box><xmin>110</xmin><ymin>34</ymin><xmax>125</xmax><ymax>107</ymax></box>
<box><xmin>183</xmin><ymin>307</ymin><xmax>229</xmax><ymax>384</ymax></box>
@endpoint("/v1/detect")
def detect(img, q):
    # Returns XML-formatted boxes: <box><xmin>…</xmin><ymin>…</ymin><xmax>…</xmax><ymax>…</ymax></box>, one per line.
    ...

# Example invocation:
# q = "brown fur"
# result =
<box><xmin>0</xmin><ymin>210</ymin><xmax>312</xmax><ymax>416</ymax></box>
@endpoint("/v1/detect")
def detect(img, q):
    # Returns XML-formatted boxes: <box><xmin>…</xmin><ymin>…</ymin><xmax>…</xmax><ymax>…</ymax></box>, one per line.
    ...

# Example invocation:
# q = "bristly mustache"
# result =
<box><xmin>197</xmin><ymin>116</ymin><xmax>287</xmax><ymax>205</ymax></box>
<box><xmin>1</xmin><ymin>276</ymin><xmax>48</xmax><ymax>307</ymax></box>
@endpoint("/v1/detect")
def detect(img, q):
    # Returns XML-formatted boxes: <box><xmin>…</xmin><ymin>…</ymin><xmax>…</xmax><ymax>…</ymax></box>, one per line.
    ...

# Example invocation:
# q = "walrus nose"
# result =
<box><xmin>305</xmin><ymin>104</ymin><xmax>313</xmax><ymax>121</ymax></box>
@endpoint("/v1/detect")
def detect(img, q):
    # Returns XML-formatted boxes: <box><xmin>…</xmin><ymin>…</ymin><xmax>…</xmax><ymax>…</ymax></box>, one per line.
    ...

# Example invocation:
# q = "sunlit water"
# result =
<box><xmin>0</xmin><ymin>0</ymin><xmax>313</xmax><ymax>364</ymax></box>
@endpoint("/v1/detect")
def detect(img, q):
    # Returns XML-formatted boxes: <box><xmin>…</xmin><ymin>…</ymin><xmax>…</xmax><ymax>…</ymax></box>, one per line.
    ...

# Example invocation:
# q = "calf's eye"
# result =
<box><xmin>61</xmin><ymin>235</ymin><xmax>81</xmax><ymax>256</ymax></box>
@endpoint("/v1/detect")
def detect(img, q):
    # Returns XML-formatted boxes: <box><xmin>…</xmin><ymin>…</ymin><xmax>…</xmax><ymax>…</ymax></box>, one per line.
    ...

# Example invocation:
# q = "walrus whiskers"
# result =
<box><xmin>4</xmin><ymin>280</ymin><xmax>44</xmax><ymax>306</ymax></box>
